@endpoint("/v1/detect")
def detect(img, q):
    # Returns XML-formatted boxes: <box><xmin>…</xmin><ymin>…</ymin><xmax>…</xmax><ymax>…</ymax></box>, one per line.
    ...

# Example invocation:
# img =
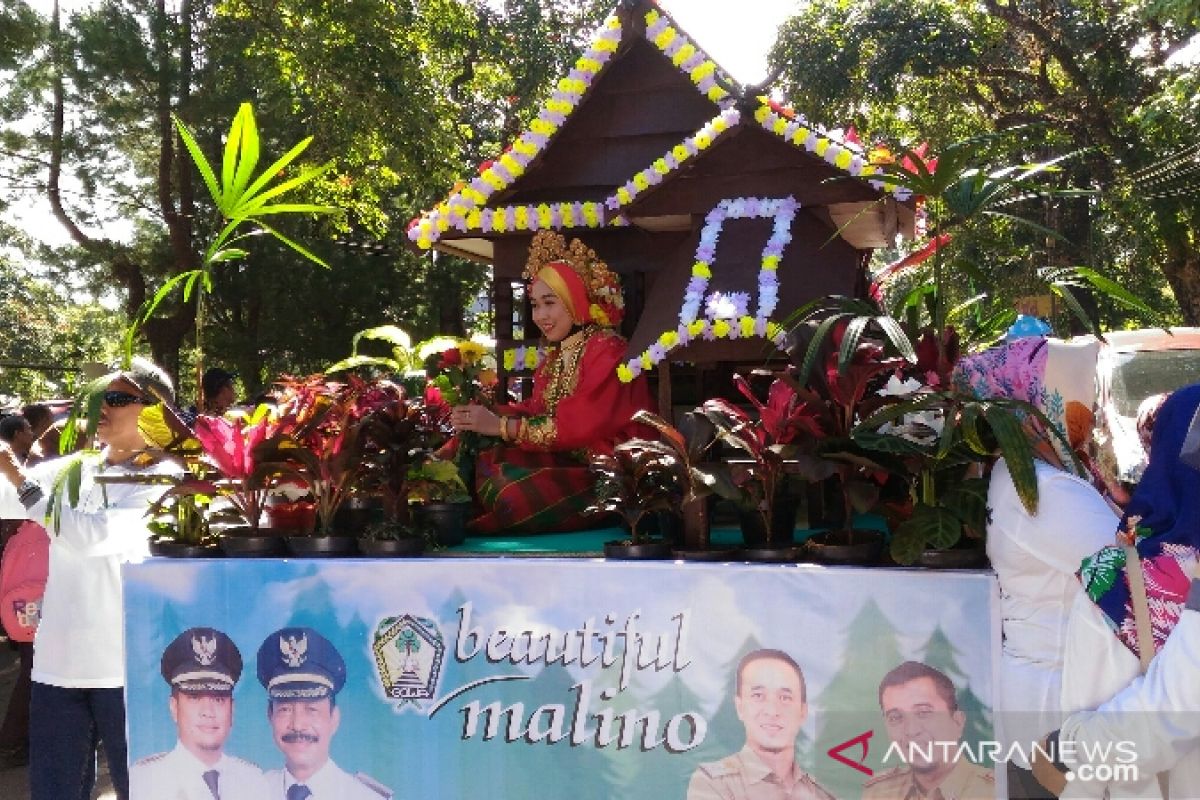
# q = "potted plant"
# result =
<box><xmin>265</xmin><ymin>374</ymin><xmax>383</xmax><ymax>557</ymax></box>
<box><xmin>146</xmin><ymin>475</ymin><xmax>222</xmax><ymax>558</ymax></box>
<box><xmin>587</xmin><ymin>442</ymin><xmax>682</xmax><ymax>560</ymax></box>
<box><xmin>354</xmin><ymin>383</ymin><xmax>445</xmax><ymax>556</ymax></box>
<box><xmin>407</xmin><ymin>459</ymin><xmax>472</xmax><ymax>548</ymax></box>
<box><xmin>779</xmin><ymin>325</ymin><xmax>909</xmax><ymax>564</ymax></box>
<box><xmin>854</xmin><ymin>385</ymin><xmax>1070</xmax><ymax>566</ymax></box>
<box><xmin>192</xmin><ymin>407</ymin><xmax>290</xmax><ymax>557</ymax></box>
<box><xmin>627</xmin><ymin>409</ymin><xmax>741</xmax><ymax>560</ymax></box>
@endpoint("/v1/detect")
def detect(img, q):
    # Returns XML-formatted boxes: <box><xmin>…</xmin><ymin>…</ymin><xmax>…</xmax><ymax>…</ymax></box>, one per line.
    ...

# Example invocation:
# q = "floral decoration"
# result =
<box><xmin>617</xmin><ymin>196</ymin><xmax>797</xmax><ymax>383</ymax></box>
<box><xmin>407</xmin><ymin>14</ymin><xmax>623</xmax><ymax>249</ymax></box>
<box><xmin>603</xmin><ymin>108</ymin><xmax>741</xmax><ymax>210</ymax></box>
<box><xmin>501</xmin><ymin>344</ymin><xmax>548</xmax><ymax>372</ymax></box>
<box><xmin>751</xmin><ymin>101</ymin><xmax>911</xmax><ymax>201</ymax></box>
<box><xmin>425</xmin><ymin>341</ymin><xmax>498</xmax><ymax>405</ymax></box>
<box><xmin>643</xmin><ymin>9</ymin><xmax>733</xmax><ymax>105</ymax></box>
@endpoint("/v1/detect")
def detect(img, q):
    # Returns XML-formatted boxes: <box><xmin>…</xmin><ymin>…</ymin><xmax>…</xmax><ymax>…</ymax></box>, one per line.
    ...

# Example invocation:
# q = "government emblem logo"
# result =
<box><xmin>373</xmin><ymin>614</ymin><xmax>444</xmax><ymax>712</ymax></box>
<box><xmin>280</xmin><ymin>632</ymin><xmax>308</xmax><ymax>668</ymax></box>
<box><xmin>192</xmin><ymin>633</ymin><xmax>217</xmax><ymax>666</ymax></box>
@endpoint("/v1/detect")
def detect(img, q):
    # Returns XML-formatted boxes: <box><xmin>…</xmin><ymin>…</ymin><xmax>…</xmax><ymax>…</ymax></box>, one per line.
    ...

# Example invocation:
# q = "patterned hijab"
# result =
<box><xmin>1079</xmin><ymin>383</ymin><xmax>1200</xmax><ymax>658</ymax></box>
<box><xmin>951</xmin><ymin>335</ymin><xmax>1101</xmax><ymax>469</ymax></box>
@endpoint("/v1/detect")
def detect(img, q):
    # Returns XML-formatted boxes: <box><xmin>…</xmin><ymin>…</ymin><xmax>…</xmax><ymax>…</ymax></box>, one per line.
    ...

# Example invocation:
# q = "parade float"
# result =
<box><xmin>121</xmin><ymin>3</ymin><xmax>1015</xmax><ymax>797</ymax></box>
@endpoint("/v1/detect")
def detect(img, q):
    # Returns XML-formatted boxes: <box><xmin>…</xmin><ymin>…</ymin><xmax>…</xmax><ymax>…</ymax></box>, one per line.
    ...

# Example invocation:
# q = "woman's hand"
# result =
<box><xmin>450</xmin><ymin>404</ymin><xmax>502</xmax><ymax>437</ymax></box>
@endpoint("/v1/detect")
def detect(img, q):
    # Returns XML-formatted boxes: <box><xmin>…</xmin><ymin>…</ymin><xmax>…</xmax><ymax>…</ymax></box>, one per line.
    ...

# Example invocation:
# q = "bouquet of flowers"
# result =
<box><xmin>424</xmin><ymin>340</ymin><xmax>498</xmax><ymax>406</ymax></box>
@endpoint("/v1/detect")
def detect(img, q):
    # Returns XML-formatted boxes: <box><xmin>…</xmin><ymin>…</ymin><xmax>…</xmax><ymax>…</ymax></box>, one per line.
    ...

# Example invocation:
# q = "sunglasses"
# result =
<box><xmin>102</xmin><ymin>390</ymin><xmax>156</xmax><ymax>408</ymax></box>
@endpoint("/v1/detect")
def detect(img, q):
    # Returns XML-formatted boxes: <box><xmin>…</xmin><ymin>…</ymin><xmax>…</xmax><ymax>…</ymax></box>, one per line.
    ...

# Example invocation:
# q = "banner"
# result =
<box><xmin>123</xmin><ymin>560</ymin><xmax>1000</xmax><ymax>799</ymax></box>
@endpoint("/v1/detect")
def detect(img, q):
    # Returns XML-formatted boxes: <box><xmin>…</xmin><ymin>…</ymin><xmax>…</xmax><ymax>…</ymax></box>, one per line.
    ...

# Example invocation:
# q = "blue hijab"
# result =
<box><xmin>1079</xmin><ymin>383</ymin><xmax>1200</xmax><ymax>657</ymax></box>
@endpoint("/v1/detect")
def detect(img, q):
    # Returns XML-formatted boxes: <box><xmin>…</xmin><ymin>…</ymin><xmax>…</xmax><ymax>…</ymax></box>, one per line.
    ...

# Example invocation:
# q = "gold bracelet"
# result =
<box><xmin>498</xmin><ymin>416</ymin><xmax>511</xmax><ymax>443</ymax></box>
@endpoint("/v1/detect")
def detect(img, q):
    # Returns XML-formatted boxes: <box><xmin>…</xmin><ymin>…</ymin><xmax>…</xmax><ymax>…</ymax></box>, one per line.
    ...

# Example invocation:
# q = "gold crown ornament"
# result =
<box><xmin>524</xmin><ymin>231</ymin><xmax>624</xmax><ymax>327</ymax></box>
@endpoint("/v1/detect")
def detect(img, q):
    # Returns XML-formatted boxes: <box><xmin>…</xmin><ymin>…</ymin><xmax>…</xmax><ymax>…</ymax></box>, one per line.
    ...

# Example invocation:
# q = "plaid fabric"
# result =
<box><xmin>470</xmin><ymin>446</ymin><xmax>600</xmax><ymax>534</ymax></box>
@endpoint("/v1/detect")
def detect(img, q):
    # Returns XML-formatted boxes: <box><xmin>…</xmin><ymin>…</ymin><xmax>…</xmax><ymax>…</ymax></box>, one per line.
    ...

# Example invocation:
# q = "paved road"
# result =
<box><xmin>0</xmin><ymin>642</ymin><xmax>116</xmax><ymax>799</ymax></box>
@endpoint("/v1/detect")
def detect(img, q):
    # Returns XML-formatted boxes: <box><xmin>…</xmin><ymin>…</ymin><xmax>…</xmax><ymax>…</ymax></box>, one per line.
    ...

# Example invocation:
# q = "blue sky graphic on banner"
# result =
<box><xmin>123</xmin><ymin>560</ymin><xmax>1000</xmax><ymax>799</ymax></box>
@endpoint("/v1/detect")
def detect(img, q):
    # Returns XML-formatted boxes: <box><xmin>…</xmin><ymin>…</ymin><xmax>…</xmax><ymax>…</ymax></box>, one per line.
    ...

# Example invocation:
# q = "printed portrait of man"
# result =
<box><xmin>688</xmin><ymin>647</ymin><xmax>835</xmax><ymax>800</ymax></box>
<box><xmin>256</xmin><ymin>625</ymin><xmax>392</xmax><ymax>800</ymax></box>
<box><xmin>862</xmin><ymin>661</ymin><xmax>994</xmax><ymax>800</ymax></box>
<box><xmin>129</xmin><ymin>626</ymin><xmax>268</xmax><ymax>800</ymax></box>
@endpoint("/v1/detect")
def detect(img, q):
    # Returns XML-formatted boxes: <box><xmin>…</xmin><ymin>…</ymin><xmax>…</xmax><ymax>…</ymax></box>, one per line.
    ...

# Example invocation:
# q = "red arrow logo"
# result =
<box><xmin>827</xmin><ymin>730</ymin><xmax>874</xmax><ymax>776</ymax></box>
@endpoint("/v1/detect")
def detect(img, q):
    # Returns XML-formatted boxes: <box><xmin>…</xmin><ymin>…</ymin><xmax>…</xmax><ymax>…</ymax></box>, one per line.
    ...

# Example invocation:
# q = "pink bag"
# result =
<box><xmin>0</xmin><ymin>520</ymin><xmax>48</xmax><ymax>642</ymax></box>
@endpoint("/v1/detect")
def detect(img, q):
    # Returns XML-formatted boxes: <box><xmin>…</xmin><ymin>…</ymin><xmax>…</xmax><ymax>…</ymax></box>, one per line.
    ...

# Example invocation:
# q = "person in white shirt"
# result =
<box><xmin>130</xmin><ymin>626</ymin><xmax>268</xmax><ymax>800</ymax></box>
<box><xmin>1048</xmin><ymin>383</ymin><xmax>1200</xmax><ymax>798</ymax></box>
<box><xmin>0</xmin><ymin>357</ymin><xmax>180</xmax><ymax>800</ymax></box>
<box><xmin>952</xmin><ymin>335</ymin><xmax>1120</xmax><ymax>797</ymax></box>
<box><xmin>256</xmin><ymin>626</ymin><xmax>391</xmax><ymax>800</ymax></box>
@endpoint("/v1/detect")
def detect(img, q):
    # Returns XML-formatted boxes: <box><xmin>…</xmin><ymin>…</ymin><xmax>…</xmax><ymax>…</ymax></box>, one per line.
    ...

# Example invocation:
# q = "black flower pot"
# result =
<box><xmin>738</xmin><ymin>544</ymin><xmax>804</xmax><ymax>563</ymax></box>
<box><xmin>603</xmin><ymin>538</ymin><xmax>672</xmax><ymax>560</ymax></box>
<box><xmin>356</xmin><ymin>537</ymin><xmax>425</xmax><ymax>557</ymax></box>
<box><xmin>334</xmin><ymin>496</ymin><xmax>384</xmax><ymax>535</ymax></box>
<box><xmin>737</xmin><ymin>491</ymin><xmax>799</xmax><ymax>548</ymax></box>
<box><xmin>285</xmin><ymin>535</ymin><xmax>358</xmax><ymax>557</ymax></box>
<box><xmin>218</xmin><ymin>531</ymin><xmax>287</xmax><ymax>558</ymax></box>
<box><xmin>149</xmin><ymin>540</ymin><xmax>223</xmax><ymax>559</ymax></box>
<box><xmin>416</xmin><ymin>502</ymin><xmax>471</xmax><ymax>547</ymax></box>
<box><xmin>805</xmin><ymin>529</ymin><xmax>885</xmax><ymax>565</ymax></box>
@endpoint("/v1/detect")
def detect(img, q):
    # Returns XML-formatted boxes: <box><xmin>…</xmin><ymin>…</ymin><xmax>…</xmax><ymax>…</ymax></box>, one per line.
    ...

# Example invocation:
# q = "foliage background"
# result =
<box><xmin>0</xmin><ymin>0</ymin><xmax>1196</xmax><ymax>402</ymax></box>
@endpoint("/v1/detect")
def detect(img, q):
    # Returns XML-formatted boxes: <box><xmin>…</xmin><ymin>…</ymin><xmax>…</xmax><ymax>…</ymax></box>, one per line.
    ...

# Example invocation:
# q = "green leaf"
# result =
<box><xmin>236</xmin><ymin>137</ymin><xmax>318</xmax><ymax>209</ymax></box>
<box><xmin>325</xmin><ymin>355</ymin><xmax>400</xmax><ymax>373</ymax></box>
<box><xmin>255</xmin><ymin>220</ymin><xmax>331</xmax><ymax>269</ymax></box>
<box><xmin>172</xmin><ymin>115</ymin><xmax>221</xmax><ymax>207</ymax></box>
<box><xmin>940</xmin><ymin>477</ymin><xmax>989</xmax><ymax>532</ymax></box>
<box><xmin>983</xmin><ymin>403</ymin><xmax>1039</xmax><ymax>513</ymax></box>
<box><xmin>221</xmin><ymin>103</ymin><xmax>256</xmax><ymax>210</ymax></box>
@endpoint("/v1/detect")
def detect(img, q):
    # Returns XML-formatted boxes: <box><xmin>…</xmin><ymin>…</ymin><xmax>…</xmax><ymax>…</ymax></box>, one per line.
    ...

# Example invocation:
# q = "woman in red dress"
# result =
<box><xmin>451</xmin><ymin>231</ymin><xmax>655</xmax><ymax>533</ymax></box>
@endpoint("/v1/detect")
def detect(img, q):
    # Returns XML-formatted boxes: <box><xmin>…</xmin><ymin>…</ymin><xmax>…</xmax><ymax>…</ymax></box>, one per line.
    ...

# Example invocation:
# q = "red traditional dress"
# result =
<box><xmin>472</xmin><ymin>324</ymin><xmax>655</xmax><ymax>533</ymax></box>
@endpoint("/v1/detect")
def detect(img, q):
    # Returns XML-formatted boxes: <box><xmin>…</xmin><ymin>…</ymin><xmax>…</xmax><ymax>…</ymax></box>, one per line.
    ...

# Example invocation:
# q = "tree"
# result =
<box><xmin>771</xmin><ymin>0</ymin><xmax>1200</xmax><ymax>326</ymax></box>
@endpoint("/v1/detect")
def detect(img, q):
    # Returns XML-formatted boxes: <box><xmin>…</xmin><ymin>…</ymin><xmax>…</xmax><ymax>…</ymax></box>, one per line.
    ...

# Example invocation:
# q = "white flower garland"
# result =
<box><xmin>618</xmin><ymin>196</ymin><xmax>797</xmax><ymax>383</ymax></box>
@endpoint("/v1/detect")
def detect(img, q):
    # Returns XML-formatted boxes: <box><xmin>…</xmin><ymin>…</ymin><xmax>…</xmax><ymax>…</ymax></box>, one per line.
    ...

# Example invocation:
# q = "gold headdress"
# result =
<box><xmin>524</xmin><ymin>231</ymin><xmax>624</xmax><ymax>327</ymax></box>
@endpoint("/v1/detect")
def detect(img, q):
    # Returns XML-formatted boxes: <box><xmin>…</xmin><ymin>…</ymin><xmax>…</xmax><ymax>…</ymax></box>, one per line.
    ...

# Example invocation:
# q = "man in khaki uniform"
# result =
<box><xmin>862</xmin><ymin>661</ymin><xmax>994</xmax><ymax>800</ymax></box>
<box><xmin>688</xmin><ymin>648</ymin><xmax>836</xmax><ymax>800</ymax></box>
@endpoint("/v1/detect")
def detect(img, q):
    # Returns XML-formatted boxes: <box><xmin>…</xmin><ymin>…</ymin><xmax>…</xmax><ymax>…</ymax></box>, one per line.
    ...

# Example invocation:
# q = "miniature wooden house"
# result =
<box><xmin>409</xmin><ymin>0</ymin><xmax>915</xmax><ymax>413</ymax></box>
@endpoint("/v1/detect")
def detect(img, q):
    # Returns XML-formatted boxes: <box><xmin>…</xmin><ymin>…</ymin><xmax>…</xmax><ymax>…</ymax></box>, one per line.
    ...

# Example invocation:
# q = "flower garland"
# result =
<box><xmin>603</xmin><ymin>108</ymin><xmax>741</xmax><ymax>211</ymax></box>
<box><xmin>617</xmin><ymin>196</ymin><xmax>797</xmax><ymax>383</ymax></box>
<box><xmin>752</xmin><ymin>101</ymin><xmax>912</xmax><ymax>201</ymax></box>
<box><xmin>643</xmin><ymin>9</ymin><xmax>732</xmax><ymax>106</ymax></box>
<box><xmin>408</xmin><ymin>14</ymin><xmax>623</xmax><ymax>249</ymax></box>
<box><xmin>502</xmin><ymin>345</ymin><xmax>548</xmax><ymax>372</ymax></box>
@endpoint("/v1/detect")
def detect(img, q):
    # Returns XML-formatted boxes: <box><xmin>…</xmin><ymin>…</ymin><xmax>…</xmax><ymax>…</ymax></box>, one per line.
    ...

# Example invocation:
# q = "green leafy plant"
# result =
<box><xmin>854</xmin><ymin>390</ymin><xmax>1080</xmax><ymax>564</ymax></box>
<box><xmin>122</xmin><ymin>102</ymin><xmax>338</xmax><ymax>402</ymax></box>
<box><xmin>406</xmin><ymin>459</ymin><xmax>470</xmax><ymax>504</ymax></box>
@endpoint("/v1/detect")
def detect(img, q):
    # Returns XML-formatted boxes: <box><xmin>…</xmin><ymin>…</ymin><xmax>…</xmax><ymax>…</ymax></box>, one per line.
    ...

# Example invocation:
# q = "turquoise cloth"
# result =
<box><xmin>444</xmin><ymin>516</ymin><xmax>889</xmax><ymax>555</ymax></box>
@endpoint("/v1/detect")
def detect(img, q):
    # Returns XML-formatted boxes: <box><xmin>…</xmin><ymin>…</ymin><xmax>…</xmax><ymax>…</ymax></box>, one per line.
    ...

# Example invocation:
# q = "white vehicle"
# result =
<box><xmin>1097</xmin><ymin>327</ymin><xmax>1200</xmax><ymax>483</ymax></box>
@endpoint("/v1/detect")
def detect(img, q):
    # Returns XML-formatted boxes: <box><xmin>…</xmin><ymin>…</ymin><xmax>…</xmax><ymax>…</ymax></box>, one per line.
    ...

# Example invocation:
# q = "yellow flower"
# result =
<box><xmin>673</xmin><ymin>144</ymin><xmax>690</xmax><ymax>162</ymax></box>
<box><xmin>536</xmin><ymin>204</ymin><xmax>552</xmax><ymax>229</ymax></box>
<box><xmin>672</xmin><ymin>44</ymin><xmax>696</xmax><ymax>66</ymax></box>
<box><xmin>466</xmin><ymin>209</ymin><xmax>481</xmax><ymax>229</ymax></box>
<box><xmin>633</xmin><ymin>173</ymin><xmax>650</xmax><ymax>191</ymax></box>
<box><xmin>503</xmin><ymin>350</ymin><xmax>515</xmax><ymax>371</ymax></box>
<box><xmin>617</xmin><ymin>364</ymin><xmax>634</xmax><ymax>384</ymax></box>
<box><xmin>791</xmin><ymin>127</ymin><xmax>808</xmax><ymax>144</ymax></box>
<box><xmin>707</xmin><ymin>86</ymin><xmax>726</xmax><ymax>102</ymax></box>
<box><xmin>690</xmin><ymin>61</ymin><xmax>715</xmax><ymax>82</ymax></box>
<box><xmin>713</xmin><ymin>319</ymin><xmax>731</xmax><ymax>338</ymax></box>
<box><xmin>640</xmin><ymin>352</ymin><xmax>653</xmax><ymax>370</ymax></box>
<box><xmin>754</xmin><ymin>106</ymin><xmax>770</xmax><ymax>124</ymax></box>
<box><xmin>654</xmin><ymin>27</ymin><xmax>676</xmax><ymax>49</ymax></box>
<box><xmin>815</xmin><ymin>138</ymin><xmax>830</xmax><ymax>156</ymax></box>
<box><xmin>659</xmin><ymin>331</ymin><xmax>678</xmax><ymax>349</ymax></box>
<box><xmin>645</xmin><ymin>9</ymin><xmax>660</xmax><ymax>25</ymax></box>
<box><xmin>739</xmin><ymin>316</ymin><xmax>756</xmax><ymax>338</ymax></box>
<box><xmin>766</xmin><ymin>321</ymin><xmax>783</xmax><ymax>340</ymax></box>
<box><xmin>688</xmin><ymin>320</ymin><xmax>707</xmax><ymax>337</ymax></box>
<box><xmin>583</xmin><ymin>204</ymin><xmax>600</xmax><ymax>227</ymax></box>
<box><xmin>514</xmin><ymin>205</ymin><xmax>529</xmax><ymax>230</ymax></box>
<box><xmin>562</xmin><ymin>205</ymin><xmax>576</xmax><ymax>227</ymax></box>
<box><xmin>492</xmin><ymin>211</ymin><xmax>508</xmax><ymax>233</ymax></box>
<box><xmin>590</xmin><ymin>304</ymin><xmax>610</xmax><ymax>326</ymax></box>
<box><xmin>594</xmin><ymin>38</ymin><xmax>618</xmax><ymax>53</ymax></box>
<box><xmin>483</xmin><ymin>170</ymin><xmax>506</xmax><ymax>190</ymax></box>
<box><xmin>653</xmin><ymin>158</ymin><xmax>669</xmax><ymax>174</ymax></box>
<box><xmin>835</xmin><ymin>149</ymin><xmax>853</xmax><ymax>170</ymax></box>
<box><xmin>692</xmin><ymin>262</ymin><xmax>712</xmax><ymax>278</ymax></box>
<box><xmin>616</xmin><ymin>187</ymin><xmax>631</xmax><ymax>205</ymax></box>
<box><xmin>531</xmin><ymin>119</ymin><xmax>556</xmax><ymax>136</ymax></box>
<box><xmin>417</xmin><ymin>237</ymin><xmax>431</xmax><ymax>249</ymax></box>
<box><xmin>712</xmin><ymin>118</ymin><xmax>729</xmax><ymax>133</ymax></box>
<box><xmin>435</xmin><ymin>216</ymin><xmax>449</xmax><ymax>232</ymax></box>
<box><xmin>773</xmin><ymin>117</ymin><xmax>788</xmax><ymax>135</ymax></box>
<box><xmin>695</xmin><ymin>133</ymin><xmax>712</xmax><ymax>149</ymax></box>
<box><xmin>577</xmin><ymin>58</ymin><xmax>600</xmax><ymax>75</ymax></box>
<box><xmin>762</xmin><ymin>255</ymin><xmax>780</xmax><ymax>271</ymax></box>
<box><xmin>524</xmin><ymin>349</ymin><xmax>540</xmax><ymax>369</ymax></box>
